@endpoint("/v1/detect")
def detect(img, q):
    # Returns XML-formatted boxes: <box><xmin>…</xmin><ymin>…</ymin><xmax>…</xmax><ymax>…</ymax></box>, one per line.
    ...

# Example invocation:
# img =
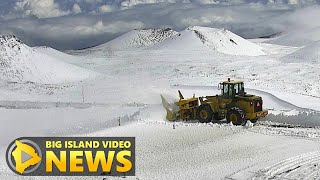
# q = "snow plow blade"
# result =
<box><xmin>160</xmin><ymin>95</ymin><xmax>177</xmax><ymax>121</ymax></box>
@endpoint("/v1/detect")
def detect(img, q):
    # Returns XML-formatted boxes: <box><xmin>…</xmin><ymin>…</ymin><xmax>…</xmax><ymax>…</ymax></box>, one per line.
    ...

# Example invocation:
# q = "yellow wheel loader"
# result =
<box><xmin>161</xmin><ymin>79</ymin><xmax>268</xmax><ymax>125</ymax></box>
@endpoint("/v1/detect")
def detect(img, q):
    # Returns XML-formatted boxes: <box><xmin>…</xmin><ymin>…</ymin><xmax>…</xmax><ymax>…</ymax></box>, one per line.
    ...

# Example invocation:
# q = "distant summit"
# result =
<box><xmin>78</xmin><ymin>26</ymin><xmax>265</xmax><ymax>56</ymax></box>
<box><xmin>91</xmin><ymin>28</ymin><xmax>178</xmax><ymax>51</ymax></box>
<box><xmin>151</xmin><ymin>26</ymin><xmax>266</xmax><ymax>56</ymax></box>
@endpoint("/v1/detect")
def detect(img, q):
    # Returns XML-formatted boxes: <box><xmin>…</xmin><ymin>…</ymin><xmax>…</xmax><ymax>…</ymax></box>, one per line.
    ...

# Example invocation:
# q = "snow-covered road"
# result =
<box><xmin>1</xmin><ymin>86</ymin><xmax>320</xmax><ymax>180</ymax></box>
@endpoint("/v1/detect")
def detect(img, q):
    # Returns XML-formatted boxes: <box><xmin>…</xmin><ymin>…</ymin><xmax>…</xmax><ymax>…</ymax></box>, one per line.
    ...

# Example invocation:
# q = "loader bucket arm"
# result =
<box><xmin>178</xmin><ymin>90</ymin><xmax>184</xmax><ymax>100</ymax></box>
<box><xmin>160</xmin><ymin>95</ymin><xmax>177</xmax><ymax>121</ymax></box>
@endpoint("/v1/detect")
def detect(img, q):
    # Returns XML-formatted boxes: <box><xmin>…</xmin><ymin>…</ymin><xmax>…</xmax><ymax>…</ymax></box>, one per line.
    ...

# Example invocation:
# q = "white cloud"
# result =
<box><xmin>1</xmin><ymin>2</ymin><xmax>320</xmax><ymax>50</ymax></box>
<box><xmin>14</xmin><ymin>0</ymin><xmax>70</xmax><ymax>18</ymax></box>
<box><xmin>83</xmin><ymin>0</ymin><xmax>103</xmax><ymax>4</ymax></box>
<box><xmin>74</xmin><ymin>20</ymin><xmax>107</xmax><ymax>35</ymax></box>
<box><xmin>98</xmin><ymin>5</ymin><xmax>113</xmax><ymax>13</ymax></box>
<box><xmin>288</xmin><ymin>0</ymin><xmax>300</xmax><ymax>4</ymax></box>
<box><xmin>120</xmin><ymin>0</ymin><xmax>175</xmax><ymax>8</ymax></box>
<box><xmin>180</xmin><ymin>15</ymin><xmax>234</xmax><ymax>26</ymax></box>
<box><xmin>283</xmin><ymin>6</ymin><xmax>320</xmax><ymax>29</ymax></box>
<box><xmin>71</xmin><ymin>20</ymin><xmax>144</xmax><ymax>35</ymax></box>
<box><xmin>72</xmin><ymin>3</ymin><xmax>82</xmax><ymax>13</ymax></box>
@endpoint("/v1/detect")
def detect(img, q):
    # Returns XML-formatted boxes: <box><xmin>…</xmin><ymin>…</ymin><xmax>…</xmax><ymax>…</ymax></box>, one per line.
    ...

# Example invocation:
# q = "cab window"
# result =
<box><xmin>223</xmin><ymin>84</ymin><xmax>228</xmax><ymax>97</ymax></box>
<box><xmin>234</xmin><ymin>84</ymin><xmax>239</xmax><ymax>94</ymax></box>
<box><xmin>239</xmin><ymin>83</ymin><xmax>244</xmax><ymax>94</ymax></box>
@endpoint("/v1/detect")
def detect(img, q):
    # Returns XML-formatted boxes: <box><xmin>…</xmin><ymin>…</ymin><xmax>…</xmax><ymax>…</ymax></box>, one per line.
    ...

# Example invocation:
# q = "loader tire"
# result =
<box><xmin>197</xmin><ymin>105</ymin><xmax>213</xmax><ymax>123</ymax></box>
<box><xmin>226</xmin><ymin>108</ymin><xmax>246</xmax><ymax>126</ymax></box>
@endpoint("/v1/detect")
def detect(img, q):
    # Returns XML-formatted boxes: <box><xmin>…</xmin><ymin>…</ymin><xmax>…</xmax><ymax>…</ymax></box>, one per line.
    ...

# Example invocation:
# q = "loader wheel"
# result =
<box><xmin>197</xmin><ymin>105</ymin><xmax>213</xmax><ymax>123</ymax></box>
<box><xmin>226</xmin><ymin>108</ymin><xmax>246</xmax><ymax>126</ymax></box>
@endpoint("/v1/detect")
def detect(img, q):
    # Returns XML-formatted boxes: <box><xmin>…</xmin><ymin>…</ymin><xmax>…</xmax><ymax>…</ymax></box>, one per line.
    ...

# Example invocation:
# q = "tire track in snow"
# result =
<box><xmin>252</xmin><ymin>151</ymin><xmax>320</xmax><ymax>180</ymax></box>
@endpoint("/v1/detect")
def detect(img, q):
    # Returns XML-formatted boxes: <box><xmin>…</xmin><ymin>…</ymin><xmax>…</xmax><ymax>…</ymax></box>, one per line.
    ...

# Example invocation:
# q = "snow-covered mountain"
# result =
<box><xmin>0</xmin><ymin>35</ymin><xmax>95</xmax><ymax>84</ymax></box>
<box><xmin>281</xmin><ymin>41</ymin><xmax>320</xmax><ymax>63</ymax></box>
<box><xmin>151</xmin><ymin>26</ymin><xmax>266</xmax><ymax>56</ymax></box>
<box><xmin>267</xmin><ymin>27</ymin><xmax>320</xmax><ymax>47</ymax></box>
<box><xmin>90</xmin><ymin>28</ymin><xmax>178</xmax><ymax>51</ymax></box>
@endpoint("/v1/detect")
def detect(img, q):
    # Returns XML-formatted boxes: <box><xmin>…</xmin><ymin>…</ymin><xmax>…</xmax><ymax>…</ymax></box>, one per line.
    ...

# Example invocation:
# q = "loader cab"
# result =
<box><xmin>219</xmin><ymin>79</ymin><xmax>244</xmax><ymax>99</ymax></box>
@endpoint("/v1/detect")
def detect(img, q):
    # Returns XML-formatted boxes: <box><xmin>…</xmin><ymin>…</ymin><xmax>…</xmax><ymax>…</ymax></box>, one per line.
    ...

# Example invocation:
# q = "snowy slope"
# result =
<box><xmin>267</xmin><ymin>27</ymin><xmax>320</xmax><ymax>47</ymax></box>
<box><xmin>281</xmin><ymin>41</ymin><xmax>320</xmax><ymax>63</ymax></box>
<box><xmin>152</xmin><ymin>26</ymin><xmax>266</xmax><ymax>56</ymax></box>
<box><xmin>91</xmin><ymin>28</ymin><xmax>178</xmax><ymax>50</ymax></box>
<box><xmin>34</xmin><ymin>46</ymin><xmax>81</xmax><ymax>64</ymax></box>
<box><xmin>0</xmin><ymin>35</ymin><xmax>96</xmax><ymax>84</ymax></box>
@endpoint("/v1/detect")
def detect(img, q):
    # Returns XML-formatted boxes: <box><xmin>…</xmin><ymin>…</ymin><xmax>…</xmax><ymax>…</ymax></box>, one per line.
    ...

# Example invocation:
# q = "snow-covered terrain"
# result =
<box><xmin>267</xmin><ymin>27</ymin><xmax>320</xmax><ymax>47</ymax></box>
<box><xmin>0</xmin><ymin>26</ymin><xmax>320</xmax><ymax>179</ymax></box>
<box><xmin>74</xmin><ymin>28</ymin><xmax>178</xmax><ymax>56</ymax></box>
<box><xmin>152</xmin><ymin>26</ymin><xmax>266</xmax><ymax>56</ymax></box>
<box><xmin>100</xmin><ymin>28</ymin><xmax>177</xmax><ymax>49</ymax></box>
<box><xmin>281</xmin><ymin>40</ymin><xmax>320</xmax><ymax>63</ymax></box>
<box><xmin>0</xmin><ymin>35</ymin><xmax>96</xmax><ymax>84</ymax></box>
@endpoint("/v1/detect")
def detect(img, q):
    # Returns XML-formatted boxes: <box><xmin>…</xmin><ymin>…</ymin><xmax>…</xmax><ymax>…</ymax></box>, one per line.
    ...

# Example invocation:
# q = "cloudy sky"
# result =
<box><xmin>0</xmin><ymin>0</ymin><xmax>320</xmax><ymax>50</ymax></box>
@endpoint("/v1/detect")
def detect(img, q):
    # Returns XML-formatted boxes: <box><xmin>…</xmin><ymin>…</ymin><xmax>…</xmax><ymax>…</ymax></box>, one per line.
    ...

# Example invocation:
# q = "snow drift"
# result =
<box><xmin>0</xmin><ymin>35</ymin><xmax>95</xmax><ymax>84</ymax></box>
<box><xmin>152</xmin><ymin>26</ymin><xmax>266</xmax><ymax>56</ymax></box>
<box><xmin>91</xmin><ymin>28</ymin><xmax>178</xmax><ymax>51</ymax></box>
<box><xmin>281</xmin><ymin>41</ymin><xmax>320</xmax><ymax>63</ymax></box>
